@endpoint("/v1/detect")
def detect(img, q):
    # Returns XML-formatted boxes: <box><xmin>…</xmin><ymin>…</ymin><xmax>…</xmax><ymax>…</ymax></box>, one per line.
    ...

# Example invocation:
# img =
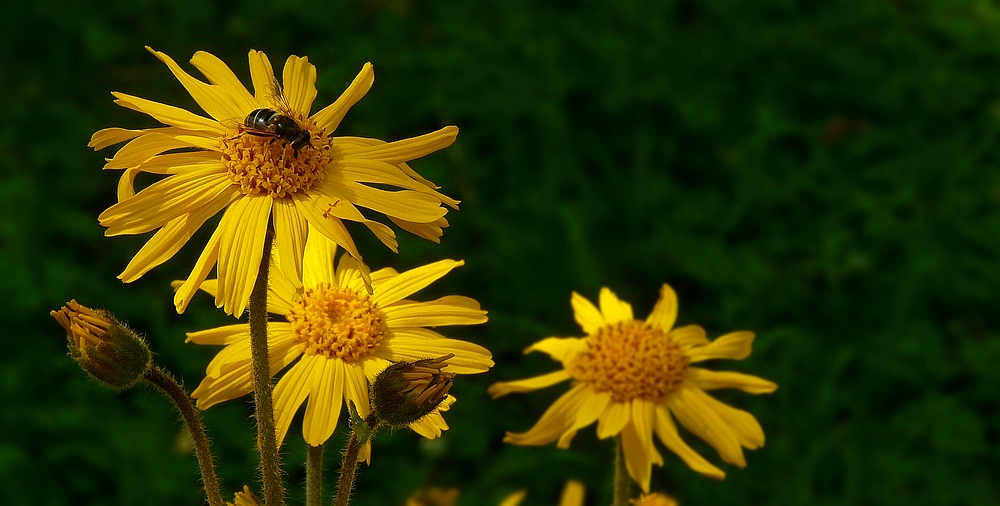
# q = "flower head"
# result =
<box><xmin>50</xmin><ymin>300</ymin><xmax>152</xmax><ymax>390</ymax></box>
<box><xmin>226</xmin><ymin>486</ymin><xmax>261</xmax><ymax>506</ymax></box>
<box><xmin>500</xmin><ymin>480</ymin><xmax>584</xmax><ymax>506</ymax></box>
<box><xmin>372</xmin><ymin>355</ymin><xmax>456</xmax><ymax>428</ymax></box>
<box><xmin>488</xmin><ymin>285</ymin><xmax>777</xmax><ymax>492</ymax></box>
<box><xmin>93</xmin><ymin>47</ymin><xmax>460</xmax><ymax>317</ymax></box>
<box><xmin>182</xmin><ymin>233</ymin><xmax>492</xmax><ymax>451</ymax></box>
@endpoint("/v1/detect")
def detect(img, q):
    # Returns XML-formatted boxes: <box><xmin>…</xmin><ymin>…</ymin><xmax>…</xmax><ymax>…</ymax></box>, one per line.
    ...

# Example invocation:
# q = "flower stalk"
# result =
<box><xmin>144</xmin><ymin>366</ymin><xmax>225</xmax><ymax>506</ymax></box>
<box><xmin>334</xmin><ymin>411</ymin><xmax>379</xmax><ymax>506</ymax></box>
<box><xmin>306</xmin><ymin>443</ymin><xmax>324</xmax><ymax>506</ymax></box>
<box><xmin>248</xmin><ymin>227</ymin><xmax>285</xmax><ymax>506</ymax></box>
<box><xmin>614</xmin><ymin>435</ymin><xmax>632</xmax><ymax>506</ymax></box>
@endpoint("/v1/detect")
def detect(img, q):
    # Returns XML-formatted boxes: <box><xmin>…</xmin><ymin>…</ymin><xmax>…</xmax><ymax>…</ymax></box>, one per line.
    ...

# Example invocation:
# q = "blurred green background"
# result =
<box><xmin>3</xmin><ymin>0</ymin><xmax>1000</xmax><ymax>505</ymax></box>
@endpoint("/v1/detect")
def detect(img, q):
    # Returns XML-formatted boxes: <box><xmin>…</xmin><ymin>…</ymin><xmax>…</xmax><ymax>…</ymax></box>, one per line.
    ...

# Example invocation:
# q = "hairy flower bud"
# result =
<box><xmin>50</xmin><ymin>300</ymin><xmax>152</xmax><ymax>390</ymax></box>
<box><xmin>371</xmin><ymin>354</ymin><xmax>456</xmax><ymax>428</ymax></box>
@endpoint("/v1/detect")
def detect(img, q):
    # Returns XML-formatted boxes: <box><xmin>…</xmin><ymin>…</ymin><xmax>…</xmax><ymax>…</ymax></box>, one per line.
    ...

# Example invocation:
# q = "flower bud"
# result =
<box><xmin>50</xmin><ymin>300</ymin><xmax>152</xmax><ymax>391</ymax></box>
<box><xmin>371</xmin><ymin>354</ymin><xmax>456</xmax><ymax>428</ymax></box>
<box><xmin>226</xmin><ymin>485</ymin><xmax>262</xmax><ymax>506</ymax></box>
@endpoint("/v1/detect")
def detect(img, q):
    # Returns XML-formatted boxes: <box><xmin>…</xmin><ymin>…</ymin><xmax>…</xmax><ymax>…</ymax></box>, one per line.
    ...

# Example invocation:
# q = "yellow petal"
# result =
<box><xmin>687</xmin><ymin>368</ymin><xmax>777</xmax><ymax>394</ymax></box>
<box><xmin>379</xmin><ymin>331</ymin><xmax>493</xmax><ymax>374</ymax></box>
<box><xmin>504</xmin><ymin>384</ymin><xmax>590</xmax><ymax>446</ymax></box>
<box><xmin>273</xmin><ymin>355</ymin><xmax>318</xmax><ymax>447</ymax></box>
<box><xmin>596</xmin><ymin>400</ymin><xmax>632</xmax><ymax>439</ymax></box>
<box><xmin>335</xmin><ymin>157</ymin><xmax>460</xmax><ymax>208</ymax></box>
<box><xmin>303</xmin><ymin>358</ymin><xmax>344</xmax><ymax>446</ymax></box>
<box><xmin>523</xmin><ymin>337</ymin><xmax>587</xmax><ymax>363</ymax></box>
<box><xmin>146</xmin><ymin>46</ymin><xmax>245</xmax><ymax>122</ymax></box>
<box><xmin>646</xmin><ymin>284</ymin><xmax>678</xmax><ymax>333</ymax></box>
<box><xmin>653</xmin><ymin>404</ymin><xmax>725</xmax><ymax>479</ymax></box>
<box><xmin>311</xmin><ymin>63</ymin><xmax>373</xmax><ymax>134</ymax></box>
<box><xmin>388</xmin><ymin>215</ymin><xmax>449</xmax><ymax>243</ymax></box>
<box><xmin>193</xmin><ymin>332</ymin><xmax>302</xmax><ymax>409</ymax></box>
<box><xmin>556</xmin><ymin>389</ymin><xmax>610</xmax><ymax>448</ymax></box>
<box><xmin>294</xmin><ymin>192</ymin><xmax>362</xmax><ymax>260</ymax></box>
<box><xmin>620</xmin><ymin>420</ymin><xmax>652</xmax><ymax>493</ymax></box>
<box><xmin>99</xmin><ymin>167</ymin><xmax>234</xmax><ymax>235</ymax></box>
<box><xmin>337</xmin><ymin>126</ymin><xmax>458</xmax><ymax>164</ymax></box>
<box><xmin>686</xmin><ymin>331</ymin><xmax>755</xmax><ymax>363</ymax></box>
<box><xmin>343</xmin><ymin>364</ymin><xmax>371</xmax><ymax>418</ymax></box>
<box><xmin>272</xmin><ymin>198</ymin><xmax>308</xmax><ymax>290</ymax></box>
<box><xmin>89</xmin><ymin>127</ymin><xmax>143</xmax><ymax>150</ymax></box>
<box><xmin>118</xmin><ymin>191</ymin><xmax>237</xmax><ymax>282</ymax></box>
<box><xmin>696</xmin><ymin>388</ymin><xmax>766</xmax><ymax>449</ymax></box>
<box><xmin>266</xmin><ymin>257</ymin><xmax>299</xmax><ymax>315</ymax></box>
<box><xmin>499</xmin><ymin>491</ymin><xmax>527</xmax><ymax>506</ymax></box>
<box><xmin>670</xmin><ymin>325</ymin><xmax>709</xmax><ymax>348</ymax></box>
<box><xmin>334</xmin><ymin>252</ymin><xmax>367</xmax><ymax>292</ymax></box>
<box><xmin>173</xmin><ymin>226</ymin><xmax>221</xmax><ymax>313</ymax></box>
<box><xmin>248</xmin><ymin>50</ymin><xmax>276</xmax><ymax>102</ymax></box>
<box><xmin>360</xmin><ymin>356</ymin><xmax>392</xmax><ymax>381</ymax></box>
<box><xmin>372</xmin><ymin>259</ymin><xmax>464</xmax><ymax>307</ymax></box>
<box><xmin>381</xmin><ymin>295</ymin><xmax>486</xmax><ymax>327</ymax></box>
<box><xmin>135</xmin><ymin>151</ymin><xmax>221</xmax><ymax>174</ymax></box>
<box><xmin>323</xmin><ymin>179</ymin><xmax>448</xmax><ymax>223</ymax></box>
<box><xmin>300</xmin><ymin>226</ymin><xmax>339</xmax><ymax>289</ymax></box>
<box><xmin>189</xmin><ymin>50</ymin><xmax>259</xmax><ymax>112</ymax></box>
<box><xmin>112</xmin><ymin>91</ymin><xmax>225</xmax><ymax>135</ymax></box>
<box><xmin>282</xmin><ymin>55</ymin><xmax>318</xmax><ymax>116</ymax></box>
<box><xmin>599</xmin><ymin>287</ymin><xmax>633</xmax><ymax>324</ymax></box>
<box><xmin>667</xmin><ymin>386</ymin><xmax>745</xmax><ymax>467</ymax></box>
<box><xmin>571</xmin><ymin>291</ymin><xmax>605</xmax><ymax>334</ymax></box>
<box><xmin>185</xmin><ymin>323</ymin><xmax>249</xmax><ymax>345</ymax></box>
<box><xmin>559</xmin><ymin>481</ymin><xmax>585</xmax><ymax>506</ymax></box>
<box><xmin>487</xmin><ymin>370</ymin><xmax>571</xmax><ymax>399</ymax></box>
<box><xmin>216</xmin><ymin>195</ymin><xmax>272</xmax><ymax>317</ymax></box>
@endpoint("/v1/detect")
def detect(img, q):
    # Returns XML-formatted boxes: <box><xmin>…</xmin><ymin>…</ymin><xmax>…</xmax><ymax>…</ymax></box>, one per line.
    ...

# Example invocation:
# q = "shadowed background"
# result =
<box><xmin>2</xmin><ymin>1</ymin><xmax>999</xmax><ymax>505</ymax></box>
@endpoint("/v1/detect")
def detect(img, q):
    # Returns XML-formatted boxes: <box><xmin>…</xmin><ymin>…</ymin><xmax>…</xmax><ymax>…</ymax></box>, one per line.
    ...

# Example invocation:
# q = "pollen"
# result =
<box><xmin>287</xmin><ymin>283</ymin><xmax>387</xmax><ymax>361</ymax></box>
<box><xmin>220</xmin><ymin>117</ymin><xmax>332</xmax><ymax>198</ymax></box>
<box><xmin>568</xmin><ymin>320</ymin><xmax>689</xmax><ymax>403</ymax></box>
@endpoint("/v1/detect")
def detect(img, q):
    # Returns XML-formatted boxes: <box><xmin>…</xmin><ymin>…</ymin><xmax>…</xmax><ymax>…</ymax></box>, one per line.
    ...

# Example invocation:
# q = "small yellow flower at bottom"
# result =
<box><xmin>501</xmin><ymin>480</ymin><xmax>584</xmax><ymax>506</ymax></box>
<box><xmin>489</xmin><ymin>284</ymin><xmax>777</xmax><ymax>492</ymax></box>
<box><xmin>631</xmin><ymin>492</ymin><xmax>678</xmax><ymax>506</ymax></box>
<box><xmin>406</xmin><ymin>486</ymin><xmax>460</xmax><ymax>506</ymax></box>
<box><xmin>226</xmin><ymin>485</ymin><xmax>261</xmax><ymax>506</ymax></box>
<box><xmin>179</xmin><ymin>232</ymin><xmax>493</xmax><ymax>456</ymax></box>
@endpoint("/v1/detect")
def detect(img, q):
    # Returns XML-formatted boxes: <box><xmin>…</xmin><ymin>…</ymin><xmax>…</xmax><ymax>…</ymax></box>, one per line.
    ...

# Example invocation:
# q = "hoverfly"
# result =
<box><xmin>237</xmin><ymin>78</ymin><xmax>313</xmax><ymax>151</ymax></box>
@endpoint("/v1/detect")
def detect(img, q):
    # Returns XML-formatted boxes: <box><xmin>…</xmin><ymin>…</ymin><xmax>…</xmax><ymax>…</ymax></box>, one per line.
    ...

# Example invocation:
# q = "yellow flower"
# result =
<box><xmin>183</xmin><ymin>232</ymin><xmax>492</xmax><ymax>450</ymax></box>
<box><xmin>631</xmin><ymin>493</ymin><xmax>677</xmax><ymax>506</ymax></box>
<box><xmin>489</xmin><ymin>285</ymin><xmax>777</xmax><ymax>491</ymax></box>
<box><xmin>226</xmin><ymin>485</ymin><xmax>261</xmax><ymax>506</ymax></box>
<box><xmin>92</xmin><ymin>47</ymin><xmax>460</xmax><ymax>317</ymax></box>
<box><xmin>500</xmin><ymin>480</ymin><xmax>584</xmax><ymax>506</ymax></box>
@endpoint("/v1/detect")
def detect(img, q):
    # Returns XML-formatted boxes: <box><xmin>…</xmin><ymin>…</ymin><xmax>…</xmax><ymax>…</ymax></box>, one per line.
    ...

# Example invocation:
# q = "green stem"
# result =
<box><xmin>613</xmin><ymin>435</ymin><xmax>632</xmax><ymax>506</ymax></box>
<box><xmin>249</xmin><ymin>227</ymin><xmax>285</xmax><ymax>506</ymax></box>
<box><xmin>144</xmin><ymin>366</ymin><xmax>224</xmax><ymax>506</ymax></box>
<box><xmin>306</xmin><ymin>444</ymin><xmax>324</xmax><ymax>506</ymax></box>
<box><xmin>334</xmin><ymin>415</ymin><xmax>378</xmax><ymax>506</ymax></box>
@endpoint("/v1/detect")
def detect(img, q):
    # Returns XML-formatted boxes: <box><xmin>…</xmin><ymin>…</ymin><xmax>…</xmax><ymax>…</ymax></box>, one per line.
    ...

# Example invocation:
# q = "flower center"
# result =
<box><xmin>220</xmin><ymin>114</ymin><xmax>332</xmax><ymax>198</ymax></box>
<box><xmin>568</xmin><ymin>320</ymin><xmax>689</xmax><ymax>403</ymax></box>
<box><xmin>287</xmin><ymin>284</ymin><xmax>386</xmax><ymax>361</ymax></box>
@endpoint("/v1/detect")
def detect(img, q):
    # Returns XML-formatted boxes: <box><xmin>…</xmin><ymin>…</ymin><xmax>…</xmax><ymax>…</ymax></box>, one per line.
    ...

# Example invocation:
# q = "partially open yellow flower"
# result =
<box><xmin>489</xmin><ymin>285</ymin><xmax>777</xmax><ymax>492</ymax></box>
<box><xmin>500</xmin><ymin>480</ymin><xmax>584</xmax><ymax>506</ymax></box>
<box><xmin>92</xmin><ymin>47</ymin><xmax>459</xmax><ymax>317</ymax></box>
<box><xmin>182</xmin><ymin>232</ymin><xmax>492</xmax><ymax>452</ymax></box>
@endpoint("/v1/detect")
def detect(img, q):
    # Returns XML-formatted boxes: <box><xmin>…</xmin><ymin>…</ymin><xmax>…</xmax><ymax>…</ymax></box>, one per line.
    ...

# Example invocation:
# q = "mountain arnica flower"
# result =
<box><xmin>92</xmin><ymin>47</ymin><xmax>460</xmax><ymax>317</ymax></box>
<box><xmin>180</xmin><ymin>233</ymin><xmax>492</xmax><ymax>454</ymax></box>
<box><xmin>488</xmin><ymin>285</ymin><xmax>777</xmax><ymax>491</ymax></box>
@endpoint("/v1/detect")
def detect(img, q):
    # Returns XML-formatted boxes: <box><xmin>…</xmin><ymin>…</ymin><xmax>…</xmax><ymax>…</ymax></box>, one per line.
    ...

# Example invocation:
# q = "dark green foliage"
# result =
<box><xmin>2</xmin><ymin>0</ymin><xmax>999</xmax><ymax>505</ymax></box>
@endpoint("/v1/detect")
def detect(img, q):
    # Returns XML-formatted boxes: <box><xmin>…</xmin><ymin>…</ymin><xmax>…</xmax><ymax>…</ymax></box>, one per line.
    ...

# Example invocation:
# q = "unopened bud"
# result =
<box><xmin>50</xmin><ymin>300</ymin><xmax>152</xmax><ymax>391</ymax></box>
<box><xmin>371</xmin><ymin>354</ymin><xmax>456</xmax><ymax>428</ymax></box>
<box><xmin>226</xmin><ymin>485</ymin><xmax>262</xmax><ymax>506</ymax></box>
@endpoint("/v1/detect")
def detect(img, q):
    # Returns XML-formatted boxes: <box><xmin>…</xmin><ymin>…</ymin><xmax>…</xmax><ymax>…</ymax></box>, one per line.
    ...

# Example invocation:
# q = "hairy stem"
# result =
<box><xmin>306</xmin><ymin>444</ymin><xmax>324</xmax><ymax>506</ymax></box>
<box><xmin>613</xmin><ymin>435</ymin><xmax>632</xmax><ymax>506</ymax></box>
<box><xmin>144</xmin><ymin>366</ymin><xmax>224</xmax><ymax>506</ymax></box>
<box><xmin>334</xmin><ymin>415</ymin><xmax>378</xmax><ymax>506</ymax></box>
<box><xmin>249</xmin><ymin>227</ymin><xmax>285</xmax><ymax>506</ymax></box>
